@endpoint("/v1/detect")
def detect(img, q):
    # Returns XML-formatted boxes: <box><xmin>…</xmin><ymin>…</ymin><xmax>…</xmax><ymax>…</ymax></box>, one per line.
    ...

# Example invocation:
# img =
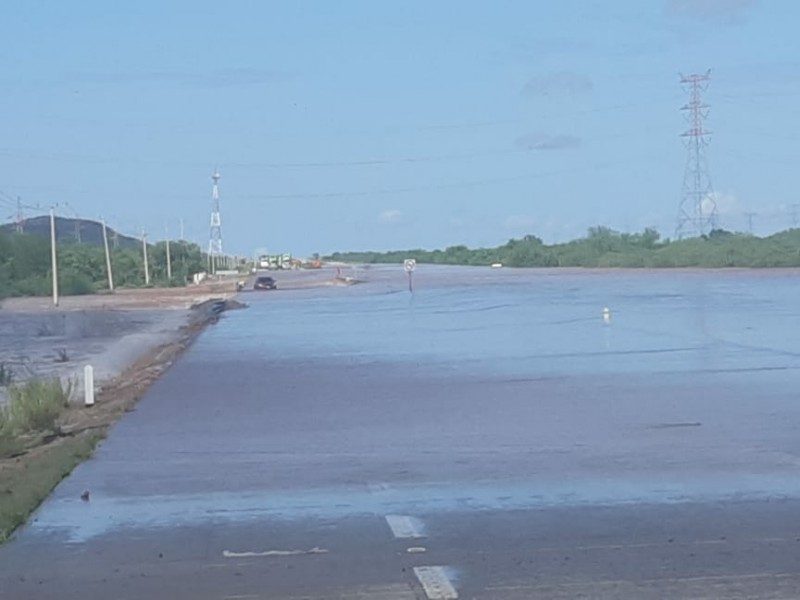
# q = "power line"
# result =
<box><xmin>718</xmin><ymin>89</ymin><xmax>800</xmax><ymax>102</ymax></box>
<box><xmin>161</xmin><ymin>153</ymin><xmax>664</xmax><ymax>202</ymax></box>
<box><xmin>0</xmin><ymin>146</ymin><xmax>520</xmax><ymax>168</ymax></box>
<box><xmin>221</xmin><ymin>148</ymin><xmax>523</xmax><ymax>168</ymax></box>
<box><xmin>0</xmin><ymin>146</ymin><xmax>528</xmax><ymax>170</ymax></box>
<box><xmin>0</xmin><ymin>189</ymin><xmax>41</xmax><ymax>211</ymax></box>
<box><xmin>0</xmin><ymin>116</ymin><xmax>657</xmax><ymax>171</ymax></box>
<box><xmin>56</xmin><ymin>202</ymin><xmax>83</xmax><ymax>242</ymax></box>
<box><xmin>0</xmin><ymin>190</ymin><xmax>17</xmax><ymax>207</ymax></box>
<box><xmin>232</xmin><ymin>160</ymin><xmax>637</xmax><ymax>201</ymax></box>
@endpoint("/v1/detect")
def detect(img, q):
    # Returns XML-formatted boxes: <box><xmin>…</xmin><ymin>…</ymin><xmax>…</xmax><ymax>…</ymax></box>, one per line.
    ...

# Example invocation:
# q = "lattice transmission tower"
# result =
<box><xmin>676</xmin><ymin>70</ymin><xmax>717</xmax><ymax>238</ymax></box>
<box><xmin>208</xmin><ymin>169</ymin><xmax>223</xmax><ymax>272</ymax></box>
<box><xmin>15</xmin><ymin>197</ymin><xmax>24</xmax><ymax>233</ymax></box>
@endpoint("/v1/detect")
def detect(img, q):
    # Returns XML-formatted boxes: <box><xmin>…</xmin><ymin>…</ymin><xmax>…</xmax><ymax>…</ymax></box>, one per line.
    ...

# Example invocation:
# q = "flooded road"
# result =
<box><xmin>3</xmin><ymin>266</ymin><xmax>800</xmax><ymax>598</ymax></box>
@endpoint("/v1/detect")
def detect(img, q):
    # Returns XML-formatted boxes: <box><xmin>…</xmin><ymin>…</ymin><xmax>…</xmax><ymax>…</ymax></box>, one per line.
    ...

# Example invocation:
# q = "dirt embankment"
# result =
<box><xmin>0</xmin><ymin>277</ymin><xmax>246</xmax><ymax>393</ymax></box>
<box><xmin>0</xmin><ymin>270</ymin><xmax>370</xmax><ymax>541</ymax></box>
<box><xmin>0</xmin><ymin>294</ymin><xmax>245</xmax><ymax>542</ymax></box>
<box><xmin>0</xmin><ymin>279</ymin><xmax>241</xmax><ymax>312</ymax></box>
<box><xmin>56</xmin><ymin>297</ymin><xmax>245</xmax><ymax>436</ymax></box>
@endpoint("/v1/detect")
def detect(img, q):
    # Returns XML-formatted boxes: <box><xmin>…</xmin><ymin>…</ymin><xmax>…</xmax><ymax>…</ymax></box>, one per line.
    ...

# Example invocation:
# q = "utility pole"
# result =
<box><xmin>141</xmin><ymin>230</ymin><xmax>150</xmax><ymax>285</ymax></box>
<box><xmin>165</xmin><ymin>224</ymin><xmax>173</xmax><ymax>281</ymax></box>
<box><xmin>179</xmin><ymin>217</ymin><xmax>185</xmax><ymax>241</ymax></box>
<box><xmin>208</xmin><ymin>170</ymin><xmax>223</xmax><ymax>276</ymax></box>
<box><xmin>101</xmin><ymin>218</ymin><xmax>114</xmax><ymax>291</ymax></box>
<box><xmin>15</xmin><ymin>197</ymin><xmax>24</xmax><ymax>233</ymax></box>
<box><xmin>111</xmin><ymin>229</ymin><xmax>119</xmax><ymax>249</ymax></box>
<box><xmin>791</xmin><ymin>204</ymin><xmax>799</xmax><ymax>228</ymax></box>
<box><xmin>50</xmin><ymin>208</ymin><xmax>59</xmax><ymax>306</ymax></box>
<box><xmin>676</xmin><ymin>70</ymin><xmax>716</xmax><ymax>238</ymax></box>
<box><xmin>745</xmin><ymin>212</ymin><xmax>756</xmax><ymax>235</ymax></box>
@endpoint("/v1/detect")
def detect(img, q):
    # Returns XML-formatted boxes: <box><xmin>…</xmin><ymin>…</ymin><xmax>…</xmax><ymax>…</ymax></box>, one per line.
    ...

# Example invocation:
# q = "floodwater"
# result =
<box><xmin>36</xmin><ymin>265</ymin><xmax>800</xmax><ymax>530</ymax></box>
<box><xmin>219</xmin><ymin>266</ymin><xmax>800</xmax><ymax>378</ymax></box>
<box><xmin>6</xmin><ymin>266</ymin><xmax>800</xmax><ymax>598</ymax></box>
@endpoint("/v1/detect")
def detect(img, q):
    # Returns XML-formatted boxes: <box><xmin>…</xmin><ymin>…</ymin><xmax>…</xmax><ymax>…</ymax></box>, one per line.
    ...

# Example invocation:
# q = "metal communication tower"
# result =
<box><xmin>676</xmin><ymin>70</ymin><xmax>717</xmax><ymax>238</ymax></box>
<box><xmin>208</xmin><ymin>170</ymin><xmax>223</xmax><ymax>271</ymax></box>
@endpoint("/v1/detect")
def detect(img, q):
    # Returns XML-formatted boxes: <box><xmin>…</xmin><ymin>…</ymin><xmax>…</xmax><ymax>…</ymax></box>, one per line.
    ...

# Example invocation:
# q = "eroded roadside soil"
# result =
<box><xmin>0</xmin><ymin>298</ymin><xmax>244</xmax><ymax>541</ymax></box>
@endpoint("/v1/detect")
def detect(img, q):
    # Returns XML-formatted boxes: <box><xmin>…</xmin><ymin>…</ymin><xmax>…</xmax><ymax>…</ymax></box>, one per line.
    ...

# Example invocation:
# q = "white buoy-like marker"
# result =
<box><xmin>602</xmin><ymin>307</ymin><xmax>611</xmax><ymax>324</ymax></box>
<box><xmin>84</xmin><ymin>365</ymin><xmax>95</xmax><ymax>407</ymax></box>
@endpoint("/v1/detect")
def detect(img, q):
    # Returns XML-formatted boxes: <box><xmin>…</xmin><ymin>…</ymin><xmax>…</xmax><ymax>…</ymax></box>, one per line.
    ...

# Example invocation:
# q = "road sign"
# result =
<box><xmin>404</xmin><ymin>259</ymin><xmax>416</xmax><ymax>293</ymax></box>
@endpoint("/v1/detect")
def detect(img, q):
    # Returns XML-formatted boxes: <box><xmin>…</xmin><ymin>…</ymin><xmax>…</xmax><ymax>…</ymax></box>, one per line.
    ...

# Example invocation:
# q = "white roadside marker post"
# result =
<box><xmin>84</xmin><ymin>365</ymin><xmax>95</xmax><ymax>407</ymax></box>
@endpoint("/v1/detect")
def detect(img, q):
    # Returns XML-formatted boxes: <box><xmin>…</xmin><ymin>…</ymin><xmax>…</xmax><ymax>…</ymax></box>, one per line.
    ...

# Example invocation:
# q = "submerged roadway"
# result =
<box><xmin>4</xmin><ymin>268</ymin><xmax>800</xmax><ymax>599</ymax></box>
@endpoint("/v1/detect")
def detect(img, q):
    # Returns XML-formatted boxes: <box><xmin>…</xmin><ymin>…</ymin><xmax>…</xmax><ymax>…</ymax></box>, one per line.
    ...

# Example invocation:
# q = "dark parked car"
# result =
<box><xmin>253</xmin><ymin>276</ymin><xmax>277</xmax><ymax>290</ymax></box>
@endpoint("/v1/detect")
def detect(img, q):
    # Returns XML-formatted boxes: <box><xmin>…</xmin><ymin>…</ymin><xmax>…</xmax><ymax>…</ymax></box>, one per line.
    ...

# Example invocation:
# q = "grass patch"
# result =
<box><xmin>0</xmin><ymin>435</ymin><xmax>25</xmax><ymax>462</ymax></box>
<box><xmin>0</xmin><ymin>363</ymin><xmax>13</xmax><ymax>386</ymax></box>
<box><xmin>0</xmin><ymin>429</ymin><xmax>105</xmax><ymax>543</ymax></box>
<box><xmin>0</xmin><ymin>379</ymin><xmax>71</xmax><ymax>445</ymax></box>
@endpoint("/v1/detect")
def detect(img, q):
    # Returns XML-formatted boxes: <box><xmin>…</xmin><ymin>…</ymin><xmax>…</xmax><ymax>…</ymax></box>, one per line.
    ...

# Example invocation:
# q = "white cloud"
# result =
<box><xmin>702</xmin><ymin>190</ymin><xmax>741</xmax><ymax>216</ymax></box>
<box><xmin>378</xmin><ymin>209</ymin><xmax>403</xmax><ymax>224</ymax></box>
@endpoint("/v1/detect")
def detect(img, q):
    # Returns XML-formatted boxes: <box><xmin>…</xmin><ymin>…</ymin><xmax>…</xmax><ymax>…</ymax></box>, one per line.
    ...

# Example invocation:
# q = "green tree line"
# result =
<box><xmin>328</xmin><ymin>227</ymin><xmax>800</xmax><ymax>269</ymax></box>
<box><xmin>0</xmin><ymin>229</ymin><xmax>208</xmax><ymax>299</ymax></box>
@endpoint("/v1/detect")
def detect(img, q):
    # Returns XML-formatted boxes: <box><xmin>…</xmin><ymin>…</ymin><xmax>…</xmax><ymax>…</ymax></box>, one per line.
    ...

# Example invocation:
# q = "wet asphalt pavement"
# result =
<box><xmin>4</xmin><ymin>267</ymin><xmax>800</xmax><ymax>598</ymax></box>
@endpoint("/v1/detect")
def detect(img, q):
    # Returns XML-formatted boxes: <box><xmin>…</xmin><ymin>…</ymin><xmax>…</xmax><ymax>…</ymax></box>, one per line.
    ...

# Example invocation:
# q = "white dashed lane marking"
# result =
<box><xmin>413</xmin><ymin>566</ymin><xmax>458</xmax><ymax>599</ymax></box>
<box><xmin>222</xmin><ymin>547</ymin><xmax>328</xmax><ymax>558</ymax></box>
<box><xmin>385</xmin><ymin>514</ymin><xmax>426</xmax><ymax>539</ymax></box>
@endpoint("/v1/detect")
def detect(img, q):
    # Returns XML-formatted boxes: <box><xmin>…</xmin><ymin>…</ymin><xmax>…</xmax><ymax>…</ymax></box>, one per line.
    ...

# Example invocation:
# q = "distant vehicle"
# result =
<box><xmin>253</xmin><ymin>276</ymin><xmax>277</xmax><ymax>290</ymax></box>
<box><xmin>258</xmin><ymin>253</ymin><xmax>295</xmax><ymax>270</ymax></box>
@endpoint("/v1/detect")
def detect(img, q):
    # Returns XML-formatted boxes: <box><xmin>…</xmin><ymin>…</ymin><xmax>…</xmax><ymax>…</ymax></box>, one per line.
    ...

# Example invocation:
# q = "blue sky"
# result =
<box><xmin>1</xmin><ymin>0</ymin><xmax>799</xmax><ymax>256</ymax></box>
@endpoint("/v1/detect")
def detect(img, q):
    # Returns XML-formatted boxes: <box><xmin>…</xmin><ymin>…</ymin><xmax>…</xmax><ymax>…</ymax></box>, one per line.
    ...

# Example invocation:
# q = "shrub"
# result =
<box><xmin>60</xmin><ymin>273</ymin><xmax>95</xmax><ymax>296</ymax></box>
<box><xmin>5</xmin><ymin>379</ymin><xmax>71</xmax><ymax>434</ymax></box>
<box><xmin>0</xmin><ymin>364</ymin><xmax>13</xmax><ymax>387</ymax></box>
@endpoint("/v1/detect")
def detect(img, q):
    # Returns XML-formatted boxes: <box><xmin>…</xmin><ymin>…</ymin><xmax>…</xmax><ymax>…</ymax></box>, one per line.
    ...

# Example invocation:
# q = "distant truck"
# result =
<box><xmin>257</xmin><ymin>253</ymin><xmax>294</xmax><ymax>270</ymax></box>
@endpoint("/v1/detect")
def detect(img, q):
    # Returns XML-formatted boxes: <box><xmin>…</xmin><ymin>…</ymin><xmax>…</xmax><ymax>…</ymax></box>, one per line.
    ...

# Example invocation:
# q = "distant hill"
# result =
<box><xmin>1</xmin><ymin>216</ymin><xmax>139</xmax><ymax>249</ymax></box>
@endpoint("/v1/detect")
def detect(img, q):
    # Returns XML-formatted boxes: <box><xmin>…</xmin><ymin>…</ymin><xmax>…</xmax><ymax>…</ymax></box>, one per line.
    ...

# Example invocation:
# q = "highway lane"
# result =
<box><xmin>5</xmin><ymin>498</ymin><xmax>800</xmax><ymax>598</ymax></box>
